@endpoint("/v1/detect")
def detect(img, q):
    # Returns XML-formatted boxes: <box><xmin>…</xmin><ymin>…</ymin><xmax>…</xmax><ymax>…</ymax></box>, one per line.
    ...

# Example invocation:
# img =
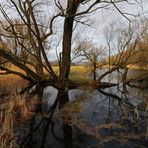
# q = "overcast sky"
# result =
<box><xmin>85</xmin><ymin>0</ymin><xmax>148</xmax><ymax>43</ymax></box>
<box><xmin>46</xmin><ymin>0</ymin><xmax>147</xmax><ymax>60</ymax></box>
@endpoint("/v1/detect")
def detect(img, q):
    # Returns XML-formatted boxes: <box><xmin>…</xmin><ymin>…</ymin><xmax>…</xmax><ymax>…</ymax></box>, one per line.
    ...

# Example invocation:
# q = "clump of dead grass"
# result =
<box><xmin>0</xmin><ymin>74</ymin><xmax>28</xmax><ymax>95</ymax></box>
<box><xmin>0</xmin><ymin>93</ymin><xmax>36</xmax><ymax>148</ymax></box>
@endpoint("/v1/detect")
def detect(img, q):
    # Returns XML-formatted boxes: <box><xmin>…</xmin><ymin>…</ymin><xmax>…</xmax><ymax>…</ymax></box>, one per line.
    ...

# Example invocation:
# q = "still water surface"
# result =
<box><xmin>20</xmin><ymin>69</ymin><xmax>148</xmax><ymax>148</ymax></box>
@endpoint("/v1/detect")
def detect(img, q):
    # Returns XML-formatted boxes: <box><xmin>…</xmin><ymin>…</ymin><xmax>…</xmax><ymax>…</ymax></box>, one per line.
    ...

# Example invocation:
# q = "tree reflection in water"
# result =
<box><xmin>19</xmin><ymin>84</ymin><xmax>148</xmax><ymax>148</ymax></box>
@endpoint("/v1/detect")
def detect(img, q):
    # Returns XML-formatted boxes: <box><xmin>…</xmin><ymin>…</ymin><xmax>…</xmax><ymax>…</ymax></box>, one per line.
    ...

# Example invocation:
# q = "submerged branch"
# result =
<box><xmin>68</xmin><ymin>79</ymin><xmax>118</xmax><ymax>90</ymax></box>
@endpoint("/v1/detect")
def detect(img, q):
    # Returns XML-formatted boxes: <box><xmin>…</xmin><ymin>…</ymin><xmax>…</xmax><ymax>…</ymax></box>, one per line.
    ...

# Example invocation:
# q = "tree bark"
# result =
<box><xmin>60</xmin><ymin>0</ymin><xmax>79</xmax><ymax>85</ymax></box>
<box><xmin>34</xmin><ymin>51</ymin><xmax>44</xmax><ymax>77</ymax></box>
<box><xmin>60</xmin><ymin>17</ymin><xmax>73</xmax><ymax>81</ymax></box>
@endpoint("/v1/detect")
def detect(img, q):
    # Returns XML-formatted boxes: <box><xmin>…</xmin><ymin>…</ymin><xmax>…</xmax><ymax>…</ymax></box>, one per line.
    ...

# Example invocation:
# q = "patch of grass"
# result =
<box><xmin>52</xmin><ymin>65</ymin><xmax>91</xmax><ymax>80</ymax></box>
<box><xmin>70</xmin><ymin>66</ymin><xmax>91</xmax><ymax>80</ymax></box>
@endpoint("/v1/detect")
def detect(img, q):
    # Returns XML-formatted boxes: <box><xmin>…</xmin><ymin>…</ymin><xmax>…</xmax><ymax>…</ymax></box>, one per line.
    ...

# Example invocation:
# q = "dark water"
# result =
<box><xmin>18</xmin><ymin>69</ymin><xmax>148</xmax><ymax>148</ymax></box>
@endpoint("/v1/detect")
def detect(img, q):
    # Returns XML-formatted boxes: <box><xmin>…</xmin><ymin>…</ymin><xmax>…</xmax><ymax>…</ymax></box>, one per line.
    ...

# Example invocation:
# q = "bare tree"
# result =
<box><xmin>73</xmin><ymin>40</ymin><xmax>106</xmax><ymax>80</ymax></box>
<box><xmin>0</xmin><ymin>0</ymin><xmax>145</xmax><ymax>96</ymax></box>
<box><xmin>103</xmin><ymin>19</ymin><xmax>148</xmax><ymax>90</ymax></box>
<box><xmin>0</xmin><ymin>1</ymin><xmax>146</xmax><ymax>147</ymax></box>
<box><xmin>58</xmin><ymin>0</ymin><xmax>140</xmax><ymax>85</ymax></box>
<box><xmin>0</xmin><ymin>0</ymin><xmax>58</xmax><ymax>82</ymax></box>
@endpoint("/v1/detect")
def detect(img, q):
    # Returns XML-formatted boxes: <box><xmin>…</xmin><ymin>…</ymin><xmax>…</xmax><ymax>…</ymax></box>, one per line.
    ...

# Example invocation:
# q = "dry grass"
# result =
<box><xmin>0</xmin><ymin>74</ymin><xmax>28</xmax><ymax>95</ymax></box>
<box><xmin>0</xmin><ymin>93</ymin><xmax>37</xmax><ymax>148</ymax></box>
<box><xmin>0</xmin><ymin>71</ymin><xmax>36</xmax><ymax>148</ymax></box>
